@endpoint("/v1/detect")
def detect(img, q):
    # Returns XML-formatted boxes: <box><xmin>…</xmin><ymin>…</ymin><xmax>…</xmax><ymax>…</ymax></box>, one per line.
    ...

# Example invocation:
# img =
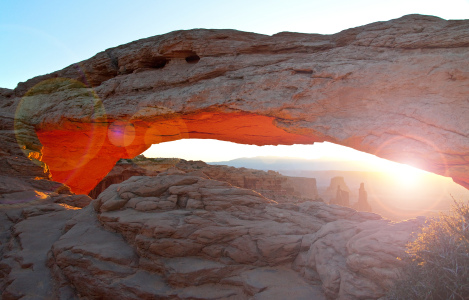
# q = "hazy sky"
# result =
<box><xmin>1</xmin><ymin>0</ymin><xmax>468</xmax><ymax>169</ymax></box>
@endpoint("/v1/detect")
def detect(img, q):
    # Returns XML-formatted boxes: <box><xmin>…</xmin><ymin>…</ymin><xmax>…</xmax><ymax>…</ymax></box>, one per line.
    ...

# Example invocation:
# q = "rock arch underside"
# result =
<box><xmin>1</xmin><ymin>14</ymin><xmax>469</xmax><ymax>299</ymax></box>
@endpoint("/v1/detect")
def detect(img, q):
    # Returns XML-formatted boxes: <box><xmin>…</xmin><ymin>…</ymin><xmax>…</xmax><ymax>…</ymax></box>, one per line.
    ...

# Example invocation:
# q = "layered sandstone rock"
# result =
<box><xmin>0</xmin><ymin>194</ymin><xmax>88</xmax><ymax>299</ymax></box>
<box><xmin>0</xmin><ymin>168</ymin><xmax>424</xmax><ymax>299</ymax></box>
<box><xmin>51</xmin><ymin>172</ymin><xmax>420</xmax><ymax>299</ymax></box>
<box><xmin>88</xmin><ymin>156</ymin><xmax>180</xmax><ymax>198</ymax></box>
<box><xmin>0</xmin><ymin>14</ymin><xmax>468</xmax><ymax>196</ymax></box>
<box><xmin>0</xmin><ymin>100</ymin><xmax>71</xmax><ymax>201</ymax></box>
<box><xmin>88</xmin><ymin>156</ymin><xmax>319</xmax><ymax>203</ymax></box>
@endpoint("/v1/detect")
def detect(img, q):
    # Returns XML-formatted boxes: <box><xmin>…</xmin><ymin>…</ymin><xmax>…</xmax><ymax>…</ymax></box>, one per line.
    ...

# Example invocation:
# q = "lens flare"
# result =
<box><xmin>108</xmin><ymin>120</ymin><xmax>136</xmax><ymax>147</ymax></box>
<box><xmin>16</xmin><ymin>77</ymin><xmax>107</xmax><ymax>192</ymax></box>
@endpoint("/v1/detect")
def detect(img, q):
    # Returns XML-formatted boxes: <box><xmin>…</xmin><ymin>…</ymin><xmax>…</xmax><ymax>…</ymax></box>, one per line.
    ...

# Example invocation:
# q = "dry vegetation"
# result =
<box><xmin>386</xmin><ymin>199</ymin><xmax>469</xmax><ymax>299</ymax></box>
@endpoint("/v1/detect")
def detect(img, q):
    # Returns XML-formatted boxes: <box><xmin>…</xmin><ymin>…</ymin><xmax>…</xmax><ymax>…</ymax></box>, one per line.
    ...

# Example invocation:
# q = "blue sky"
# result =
<box><xmin>2</xmin><ymin>0</ymin><xmax>468</xmax><ymax>90</ymax></box>
<box><xmin>1</xmin><ymin>0</ymin><xmax>468</xmax><ymax>165</ymax></box>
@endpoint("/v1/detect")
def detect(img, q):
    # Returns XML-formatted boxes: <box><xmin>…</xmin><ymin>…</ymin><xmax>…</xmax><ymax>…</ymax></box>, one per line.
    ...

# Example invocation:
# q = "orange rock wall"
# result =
<box><xmin>37</xmin><ymin>112</ymin><xmax>317</xmax><ymax>194</ymax></box>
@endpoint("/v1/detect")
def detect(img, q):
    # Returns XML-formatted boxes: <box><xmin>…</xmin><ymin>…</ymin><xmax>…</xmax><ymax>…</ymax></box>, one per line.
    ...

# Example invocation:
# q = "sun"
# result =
<box><xmin>382</xmin><ymin>162</ymin><xmax>424</xmax><ymax>187</ymax></box>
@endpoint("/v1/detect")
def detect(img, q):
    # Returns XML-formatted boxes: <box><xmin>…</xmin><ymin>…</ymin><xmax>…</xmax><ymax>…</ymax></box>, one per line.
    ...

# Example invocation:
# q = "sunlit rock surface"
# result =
<box><xmin>0</xmin><ymin>168</ymin><xmax>423</xmax><ymax>299</ymax></box>
<box><xmin>52</xmin><ymin>172</ymin><xmax>419</xmax><ymax>299</ymax></box>
<box><xmin>0</xmin><ymin>14</ymin><xmax>468</xmax><ymax>195</ymax></box>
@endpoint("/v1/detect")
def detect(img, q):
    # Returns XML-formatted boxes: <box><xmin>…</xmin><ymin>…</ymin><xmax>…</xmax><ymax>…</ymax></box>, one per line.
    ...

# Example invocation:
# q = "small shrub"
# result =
<box><xmin>387</xmin><ymin>199</ymin><xmax>469</xmax><ymax>300</ymax></box>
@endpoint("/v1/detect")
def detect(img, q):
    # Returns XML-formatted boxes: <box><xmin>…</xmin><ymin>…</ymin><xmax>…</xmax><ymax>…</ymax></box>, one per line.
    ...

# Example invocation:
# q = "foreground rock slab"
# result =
<box><xmin>0</xmin><ymin>203</ymin><xmax>80</xmax><ymax>299</ymax></box>
<box><xmin>45</xmin><ymin>172</ymin><xmax>423</xmax><ymax>299</ymax></box>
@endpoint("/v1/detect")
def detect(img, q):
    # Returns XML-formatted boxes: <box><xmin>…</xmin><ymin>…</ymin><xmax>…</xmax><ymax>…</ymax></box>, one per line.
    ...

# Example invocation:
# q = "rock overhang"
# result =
<box><xmin>2</xmin><ymin>14</ymin><xmax>469</xmax><ymax>195</ymax></box>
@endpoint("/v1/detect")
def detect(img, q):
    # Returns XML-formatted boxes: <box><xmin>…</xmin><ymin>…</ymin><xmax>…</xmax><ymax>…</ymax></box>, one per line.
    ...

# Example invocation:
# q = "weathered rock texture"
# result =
<box><xmin>61</xmin><ymin>172</ymin><xmax>422</xmax><ymax>299</ymax></box>
<box><xmin>0</xmin><ymin>167</ymin><xmax>425</xmax><ymax>299</ymax></box>
<box><xmin>1</xmin><ymin>14</ymin><xmax>468</xmax><ymax>195</ymax></box>
<box><xmin>88</xmin><ymin>156</ymin><xmax>180</xmax><ymax>198</ymax></box>
<box><xmin>0</xmin><ymin>194</ymin><xmax>89</xmax><ymax>299</ymax></box>
<box><xmin>89</xmin><ymin>156</ymin><xmax>319</xmax><ymax>202</ymax></box>
<box><xmin>0</xmin><ymin>95</ymin><xmax>72</xmax><ymax>201</ymax></box>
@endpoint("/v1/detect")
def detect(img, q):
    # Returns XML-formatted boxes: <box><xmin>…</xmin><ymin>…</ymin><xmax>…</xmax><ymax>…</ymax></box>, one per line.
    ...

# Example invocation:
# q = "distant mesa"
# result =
<box><xmin>326</xmin><ymin>176</ymin><xmax>351</xmax><ymax>201</ymax></box>
<box><xmin>332</xmin><ymin>184</ymin><xmax>350</xmax><ymax>207</ymax></box>
<box><xmin>327</xmin><ymin>178</ymin><xmax>372</xmax><ymax>213</ymax></box>
<box><xmin>211</xmin><ymin>156</ymin><xmax>380</xmax><ymax>172</ymax></box>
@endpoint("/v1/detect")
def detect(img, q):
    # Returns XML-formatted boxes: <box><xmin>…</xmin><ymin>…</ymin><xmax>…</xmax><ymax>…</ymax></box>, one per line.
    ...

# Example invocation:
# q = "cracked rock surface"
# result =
<box><xmin>33</xmin><ymin>171</ymin><xmax>421</xmax><ymax>299</ymax></box>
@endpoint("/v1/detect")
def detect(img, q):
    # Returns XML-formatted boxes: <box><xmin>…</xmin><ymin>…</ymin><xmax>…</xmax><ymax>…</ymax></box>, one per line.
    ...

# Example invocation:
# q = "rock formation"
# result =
<box><xmin>0</xmin><ymin>14</ymin><xmax>468</xmax><ymax>299</ymax></box>
<box><xmin>1</xmin><ymin>14</ymin><xmax>468</xmax><ymax>196</ymax></box>
<box><xmin>89</xmin><ymin>155</ymin><xmax>319</xmax><ymax>203</ymax></box>
<box><xmin>331</xmin><ymin>185</ymin><xmax>350</xmax><ymax>207</ymax></box>
<box><xmin>326</xmin><ymin>176</ymin><xmax>351</xmax><ymax>203</ymax></box>
<box><xmin>0</xmin><ymin>170</ymin><xmax>424</xmax><ymax>299</ymax></box>
<box><xmin>88</xmin><ymin>156</ymin><xmax>180</xmax><ymax>198</ymax></box>
<box><xmin>354</xmin><ymin>183</ymin><xmax>372</xmax><ymax>212</ymax></box>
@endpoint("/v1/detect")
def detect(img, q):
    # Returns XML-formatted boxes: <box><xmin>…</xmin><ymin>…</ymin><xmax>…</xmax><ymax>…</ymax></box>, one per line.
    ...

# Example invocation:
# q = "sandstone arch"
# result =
<box><xmin>2</xmin><ymin>14</ymin><xmax>469</xmax><ymax>195</ymax></box>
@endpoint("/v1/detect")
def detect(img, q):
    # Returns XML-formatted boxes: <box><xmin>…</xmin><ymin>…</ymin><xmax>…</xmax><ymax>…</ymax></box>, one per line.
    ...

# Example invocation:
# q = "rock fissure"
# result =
<box><xmin>389</xmin><ymin>111</ymin><xmax>468</xmax><ymax>139</ymax></box>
